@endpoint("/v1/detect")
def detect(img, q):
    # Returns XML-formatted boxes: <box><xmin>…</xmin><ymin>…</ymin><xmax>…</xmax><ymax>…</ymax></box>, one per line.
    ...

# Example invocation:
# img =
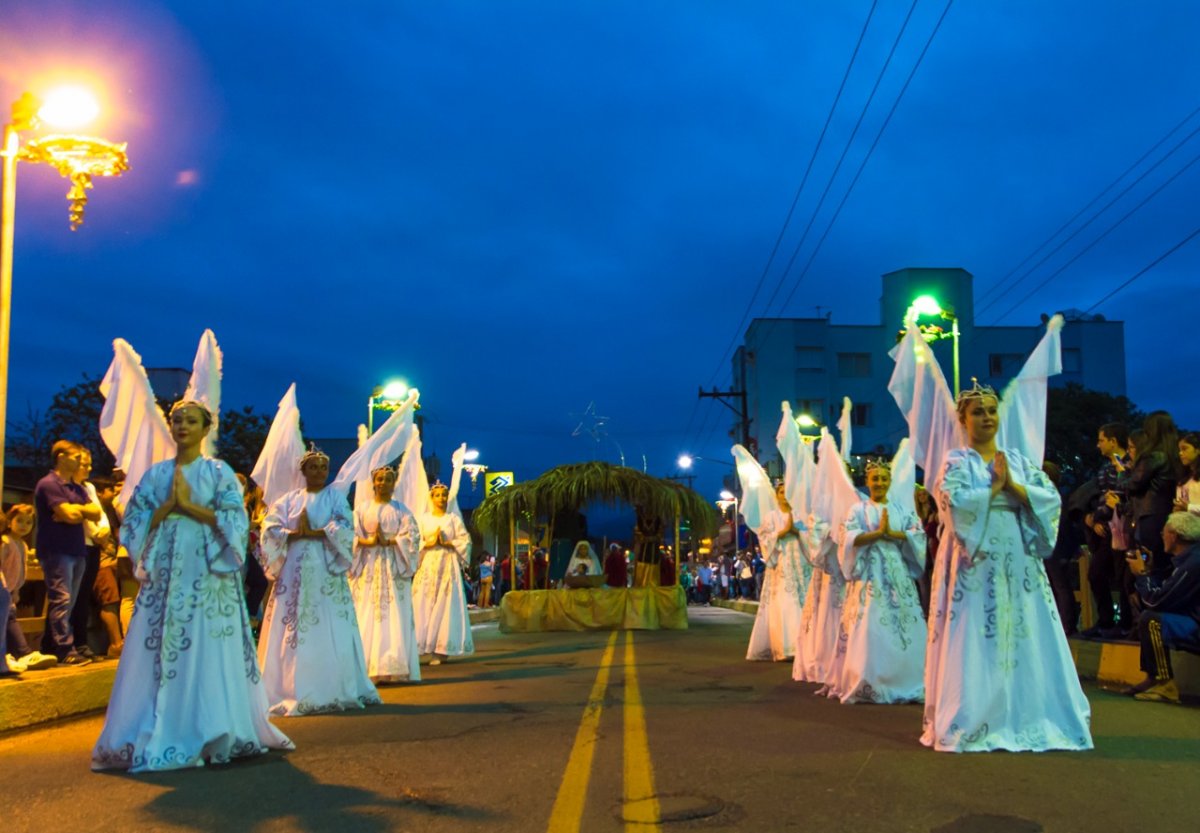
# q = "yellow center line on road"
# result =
<box><xmin>622</xmin><ymin>632</ymin><xmax>661</xmax><ymax>832</ymax></box>
<box><xmin>546</xmin><ymin>630</ymin><xmax>620</xmax><ymax>833</ymax></box>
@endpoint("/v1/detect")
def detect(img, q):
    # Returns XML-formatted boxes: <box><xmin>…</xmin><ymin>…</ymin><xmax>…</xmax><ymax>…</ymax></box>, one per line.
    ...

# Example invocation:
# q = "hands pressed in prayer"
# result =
<box><xmin>288</xmin><ymin>510</ymin><xmax>324</xmax><ymax>542</ymax></box>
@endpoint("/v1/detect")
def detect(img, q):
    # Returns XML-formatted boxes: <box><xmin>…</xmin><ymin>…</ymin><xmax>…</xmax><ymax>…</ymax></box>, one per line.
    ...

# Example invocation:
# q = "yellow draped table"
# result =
<box><xmin>498</xmin><ymin>586</ymin><xmax>688</xmax><ymax>632</ymax></box>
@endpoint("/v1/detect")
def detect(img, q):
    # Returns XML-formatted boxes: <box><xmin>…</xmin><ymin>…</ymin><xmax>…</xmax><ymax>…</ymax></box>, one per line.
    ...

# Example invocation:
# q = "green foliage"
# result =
<box><xmin>43</xmin><ymin>374</ymin><xmax>114</xmax><ymax>474</ymax></box>
<box><xmin>1045</xmin><ymin>382</ymin><xmax>1143</xmax><ymax>487</ymax></box>
<box><xmin>216</xmin><ymin>406</ymin><xmax>272</xmax><ymax>475</ymax></box>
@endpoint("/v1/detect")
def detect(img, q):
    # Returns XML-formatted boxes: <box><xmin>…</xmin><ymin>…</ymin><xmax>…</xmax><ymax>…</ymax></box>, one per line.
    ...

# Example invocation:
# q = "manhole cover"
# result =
<box><xmin>932</xmin><ymin>814</ymin><xmax>1043</xmax><ymax>833</ymax></box>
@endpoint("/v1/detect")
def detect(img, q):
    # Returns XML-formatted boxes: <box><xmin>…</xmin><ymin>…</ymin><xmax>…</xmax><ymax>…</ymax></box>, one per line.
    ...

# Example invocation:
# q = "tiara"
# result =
<box><xmin>429</xmin><ymin>479</ymin><xmax>449</xmax><ymax>493</ymax></box>
<box><xmin>169</xmin><ymin>399</ymin><xmax>211</xmax><ymax>419</ymax></box>
<box><xmin>955</xmin><ymin>377</ymin><xmax>997</xmax><ymax>406</ymax></box>
<box><xmin>865</xmin><ymin>458</ymin><xmax>891</xmax><ymax>474</ymax></box>
<box><xmin>299</xmin><ymin>442</ymin><xmax>329</xmax><ymax>468</ymax></box>
<box><xmin>371</xmin><ymin>464</ymin><xmax>397</xmax><ymax>477</ymax></box>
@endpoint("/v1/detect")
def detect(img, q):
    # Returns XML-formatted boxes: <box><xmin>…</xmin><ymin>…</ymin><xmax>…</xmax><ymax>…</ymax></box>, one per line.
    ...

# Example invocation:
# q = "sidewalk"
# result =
<box><xmin>1</xmin><ymin>606</ymin><xmax>502</xmax><ymax>733</ymax></box>
<box><xmin>710</xmin><ymin>596</ymin><xmax>1200</xmax><ymax>700</ymax></box>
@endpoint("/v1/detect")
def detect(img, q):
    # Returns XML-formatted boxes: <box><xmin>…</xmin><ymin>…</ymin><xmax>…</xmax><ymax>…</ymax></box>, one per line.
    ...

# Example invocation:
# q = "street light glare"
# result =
<box><xmin>38</xmin><ymin>86</ymin><xmax>100</xmax><ymax>130</ymax></box>
<box><xmin>380</xmin><ymin>380</ymin><xmax>408</xmax><ymax>400</ymax></box>
<box><xmin>796</xmin><ymin>414</ymin><xmax>817</xmax><ymax>428</ymax></box>
<box><xmin>911</xmin><ymin>294</ymin><xmax>943</xmax><ymax>317</ymax></box>
<box><xmin>463</xmin><ymin>449</ymin><xmax>480</xmax><ymax>462</ymax></box>
<box><xmin>719</xmin><ymin>489</ymin><xmax>734</xmax><ymax>500</ymax></box>
<box><xmin>677</xmin><ymin>454</ymin><xmax>694</xmax><ymax>469</ymax></box>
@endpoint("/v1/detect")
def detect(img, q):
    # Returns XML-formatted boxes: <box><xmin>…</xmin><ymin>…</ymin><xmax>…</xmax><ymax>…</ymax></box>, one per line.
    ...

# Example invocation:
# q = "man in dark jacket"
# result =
<box><xmin>1123</xmin><ymin>512</ymin><xmax>1200</xmax><ymax>704</ymax></box>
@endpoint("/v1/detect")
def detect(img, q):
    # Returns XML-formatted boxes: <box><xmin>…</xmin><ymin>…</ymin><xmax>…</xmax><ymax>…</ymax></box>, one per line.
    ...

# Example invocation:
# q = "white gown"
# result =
<box><xmin>412</xmin><ymin>511</ymin><xmax>474</xmax><ymax>656</ymax></box>
<box><xmin>258</xmin><ymin>487</ymin><xmax>380</xmax><ymax>715</ymax></box>
<box><xmin>793</xmin><ymin>520</ymin><xmax>845</xmax><ymax>685</ymax></box>
<box><xmin>747</xmin><ymin>510</ymin><xmax>809</xmax><ymax>661</ymax></box>
<box><xmin>350</xmin><ymin>499</ymin><xmax>421</xmax><ymax>682</ymax></box>
<box><xmin>923</xmin><ymin>448</ymin><xmax>1092</xmax><ymax>752</ymax></box>
<box><xmin>92</xmin><ymin>457</ymin><xmax>292</xmax><ymax>771</ymax></box>
<box><xmin>833</xmin><ymin>499</ymin><xmax>927</xmax><ymax>704</ymax></box>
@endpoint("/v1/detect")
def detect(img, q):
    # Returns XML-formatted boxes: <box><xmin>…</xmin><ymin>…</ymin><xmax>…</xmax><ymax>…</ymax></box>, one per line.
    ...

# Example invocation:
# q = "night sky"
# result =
<box><xmin>2</xmin><ymin>1</ymin><xmax>1198</xmax><ymax>507</ymax></box>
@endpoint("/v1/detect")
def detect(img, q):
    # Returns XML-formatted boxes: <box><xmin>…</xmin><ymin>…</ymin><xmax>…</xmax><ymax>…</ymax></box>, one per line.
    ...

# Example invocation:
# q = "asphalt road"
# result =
<box><xmin>1</xmin><ymin>607</ymin><xmax>1196</xmax><ymax>833</ymax></box>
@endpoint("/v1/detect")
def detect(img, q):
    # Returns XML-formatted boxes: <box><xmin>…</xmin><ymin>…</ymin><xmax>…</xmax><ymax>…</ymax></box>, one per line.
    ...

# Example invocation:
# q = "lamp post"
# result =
<box><xmin>366</xmin><ymin>379</ymin><xmax>409</xmax><ymax>435</ymax></box>
<box><xmin>716</xmin><ymin>489</ymin><xmax>739</xmax><ymax>556</ymax></box>
<box><xmin>908</xmin><ymin>294</ymin><xmax>960</xmax><ymax>396</ymax></box>
<box><xmin>1</xmin><ymin>86</ymin><xmax>129</xmax><ymax>500</ymax></box>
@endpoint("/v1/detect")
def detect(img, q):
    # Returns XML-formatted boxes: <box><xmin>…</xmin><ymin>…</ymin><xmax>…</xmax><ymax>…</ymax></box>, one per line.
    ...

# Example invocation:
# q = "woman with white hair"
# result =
<box><xmin>923</xmin><ymin>383</ymin><xmax>1092</xmax><ymax>752</ymax></box>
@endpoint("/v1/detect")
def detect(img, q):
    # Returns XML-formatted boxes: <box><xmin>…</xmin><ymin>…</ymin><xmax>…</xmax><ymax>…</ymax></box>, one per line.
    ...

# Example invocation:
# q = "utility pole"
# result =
<box><xmin>697</xmin><ymin>386</ymin><xmax>751</xmax><ymax>451</ymax></box>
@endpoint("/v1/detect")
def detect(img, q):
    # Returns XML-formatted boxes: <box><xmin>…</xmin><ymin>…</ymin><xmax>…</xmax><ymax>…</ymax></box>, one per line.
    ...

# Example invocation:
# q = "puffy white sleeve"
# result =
<box><xmin>838</xmin><ymin>502</ymin><xmax>868</xmax><ymax>581</ymax></box>
<box><xmin>203</xmin><ymin>461</ymin><xmax>249</xmax><ymax>575</ymax></box>
<box><xmin>894</xmin><ymin>504</ymin><xmax>927</xmax><ymax>578</ymax></box>
<box><xmin>396</xmin><ymin>506</ymin><xmax>421</xmax><ymax>577</ymax></box>
<box><xmin>447</xmin><ymin>514</ymin><xmax>471</xmax><ymax>570</ymax></box>
<box><xmin>320</xmin><ymin>492</ymin><xmax>356</xmax><ymax>575</ymax></box>
<box><xmin>757</xmin><ymin>511</ymin><xmax>782</xmax><ymax>569</ymax></box>
<box><xmin>1011</xmin><ymin>450</ymin><xmax>1061</xmax><ymax>561</ymax></box>
<box><xmin>937</xmin><ymin>449</ymin><xmax>993</xmax><ymax>566</ymax></box>
<box><xmin>259</xmin><ymin>491</ymin><xmax>296</xmax><ymax>580</ymax></box>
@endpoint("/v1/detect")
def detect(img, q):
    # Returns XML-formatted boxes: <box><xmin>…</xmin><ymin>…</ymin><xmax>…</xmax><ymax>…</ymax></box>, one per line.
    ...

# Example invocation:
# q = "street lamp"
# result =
<box><xmin>906</xmin><ymin>294</ymin><xmax>960</xmax><ymax>396</ymax></box>
<box><xmin>366</xmin><ymin>379</ymin><xmax>410</xmax><ymax>434</ymax></box>
<box><xmin>1</xmin><ymin>84</ymin><xmax>129</xmax><ymax>500</ymax></box>
<box><xmin>716</xmin><ymin>489</ymin><xmax>739</xmax><ymax>555</ymax></box>
<box><xmin>677</xmin><ymin>453</ymin><xmax>734</xmax><ymax>470</ymax></box>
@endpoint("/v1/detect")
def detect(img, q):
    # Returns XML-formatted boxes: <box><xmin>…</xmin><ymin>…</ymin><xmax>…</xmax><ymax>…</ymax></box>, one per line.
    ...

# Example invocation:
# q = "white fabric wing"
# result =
<box><xmin>182</xmin><ymin>329</ymin><xmax>223</xmax><ymax>458</ymax></box>
<box><xmin>396</xmin><ymin>428</ymin><xmax>431</xmax><ymax>519</ymax></box>
<box><xmin>250</xmin><ymin>383</ymin><xmax>306</xmax><ymax>511</ymax></box>
<box><xmin>814</xmin><ymin>430</ymin><xmax>859</xmax><ymax>545</ymax></box>
<box><xmin>98</xmin><ymin>339</ymin><xmax>174</xmax><ymax>508</ymax></box>
<box><xmin>448</xmin><ymin>442</ymin><xmax>467</xmax><ymax>517</ymax></box>
<box><xmin>885</xmin><ymin>438</ymin><xmax>917</xmax><ymax>521</ymax></box>
<box><xmin>997</xmin><ymin>314</ymin><xmax>1063</xmax><ymax>466</ymax></box>
<box><xmin>731</xmin><ymin>444</ymin><xmax>775</xmax><ymax>537</ymax></box>
<box><xmin>333</xmin><ymin>389</ymin><xmax>420</xmax><ymax>496</ymax></box>
<box><xmin>888</xmin><ymin>323</ymin><xmax>962</xmax><ymax>493</ymax></box>
<box><xmin>777</xmin><ymin>401</ymin><xmax>815</xmax><ymax>518</ymax></box>
<box><xmin>837</xmin><ymin>396</ymin><xmax>853</xmax><ymax>462</ymax></box>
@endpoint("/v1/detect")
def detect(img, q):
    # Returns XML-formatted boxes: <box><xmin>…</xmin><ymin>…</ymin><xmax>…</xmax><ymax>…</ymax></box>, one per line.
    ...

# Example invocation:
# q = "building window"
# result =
<box><xmin>837</xmin><ymin>352</ymin><xmax>871</xmax><ymax>378</ymax></box>
<box><xmin>1063</xmin><ymin>348</ymin><xmax>1082</xmax><ymax>373</ymax></box>
<box><xmin>853</xmin><ymin>403</ymin><xmax>871</xmax><ymax>427</ymax></box>
<box><xmin>988</xmin><ymin>353</ymin><xmax>1023</xmax><ymax>377</ymax></box>
<box><xmin>795</xmin><ymin>346</ymin><xmax>824</xmax><ymax>373</ymax></box>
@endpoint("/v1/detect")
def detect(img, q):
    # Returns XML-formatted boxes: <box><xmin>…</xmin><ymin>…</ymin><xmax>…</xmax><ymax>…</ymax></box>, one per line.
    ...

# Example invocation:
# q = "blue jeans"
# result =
<box><xmin>38</xmin><ymin>552</ymin><xmax>86</xmax><ymax>659</ymax></box>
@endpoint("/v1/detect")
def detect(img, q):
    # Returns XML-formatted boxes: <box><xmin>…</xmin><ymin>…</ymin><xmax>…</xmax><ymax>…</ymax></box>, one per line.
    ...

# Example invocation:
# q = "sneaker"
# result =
<box><xmin>1133</xmin><ymin>679</ymin><xmax>1181</xmax><ymax>704</ymax></box>
<box><xmin>76</xmin><ymin>645</ymin><xmax>97</xmax><ymax>660</ymax></box>
<box><xmin>5</xmin><ymin>653</ymin><xmax>28</xmax><ymax>673</ymax></box>
<box><xmin>1120</xmin><ymin>676</ymin><xmax>1157</xmax><ymax>696</ymax></box>
<box><xmin>61</xmin><ymin>653</ymin><xmax>93</xmax><ymax>667</ymax></box>
<box><xmin>20</xmin><ymin>652</ymin><xmax>58</xmax><ymax>671</ymax></box>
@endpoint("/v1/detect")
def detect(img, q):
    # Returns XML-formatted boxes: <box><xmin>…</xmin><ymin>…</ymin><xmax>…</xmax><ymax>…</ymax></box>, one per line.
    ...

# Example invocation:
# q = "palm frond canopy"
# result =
<box><xmin>473</xmin><ymin>461</ymin><xmax>718</xmax><ymax>537</ymax></box>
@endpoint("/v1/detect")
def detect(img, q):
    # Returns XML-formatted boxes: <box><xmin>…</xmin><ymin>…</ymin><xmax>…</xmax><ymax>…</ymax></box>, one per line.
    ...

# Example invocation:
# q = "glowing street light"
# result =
<box><xmin>905</xmin><ymin>293</ymin><xmax>960</xmax><ymax>396</ymax></box>
<box><xmin>677</xmin><ymin>453</ymin><xmax>694</xmax><ymax>469</ymax></box>
<box><xmin>1</xmin><ymin>83</ymin><xmax>129</xmax><ymax>500</ymax></box>
<box><xmin>677</xmin><ymin>453</ymin><xmax>732</xmax><ymax>470</ymax></box>
<box><xmin>367</xmin><ymin>379</ymin><xmax>410</xmax><ymax>434</ymax></box>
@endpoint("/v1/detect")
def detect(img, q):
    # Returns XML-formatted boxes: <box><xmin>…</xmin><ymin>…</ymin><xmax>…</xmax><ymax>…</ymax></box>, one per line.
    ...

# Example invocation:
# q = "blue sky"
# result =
<box><xmin>2</xmin><ymin>0</ymin><xmax>1198</xmax><ymax>503</ymax></box>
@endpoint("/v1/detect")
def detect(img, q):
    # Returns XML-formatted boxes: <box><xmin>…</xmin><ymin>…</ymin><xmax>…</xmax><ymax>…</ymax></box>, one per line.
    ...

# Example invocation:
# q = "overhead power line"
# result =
<box><xmin>1084</xmin><ymin>224</ymin><xmax>1200</xmax><ymax>314</ymax></box>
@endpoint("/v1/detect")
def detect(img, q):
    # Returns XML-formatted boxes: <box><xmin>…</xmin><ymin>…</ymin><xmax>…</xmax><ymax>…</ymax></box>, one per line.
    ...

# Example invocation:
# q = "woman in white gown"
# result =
<box><xmin>93</xmin><ymin>401</ymin><xmax>292</xmax><ymax>771</ymax></box>
<box><xmin>834</xmin><ymin>460</ymin><xmax>927</xmax><ymax>704</ymax></box>
<box><xmin>413</xmin><ymin>482</ymin><xmax>473</xmax><ymax>664</ymax></box>
<box><xmin>258</xmin><ymin>448</ymin><xmax>380</xmax><ymax>715</ymax></box>
<box><xmin>350</xmin><ymin>466</ymin><xmax>421</xmax><ymax>683</ymax></box>
<box><xmin>564</xmin><ymin>540</ymin><xmax>603</xmax><ymax>581</ymax></box>
<box><xmin>747</xmin><ymin>482</ymin><xmax>809</xmax><ymax>661</ymax></box>
<box><xmin>923</xmin><ymin>385</ymin><xmax>1092</xmax><ymax>752</ymax></box>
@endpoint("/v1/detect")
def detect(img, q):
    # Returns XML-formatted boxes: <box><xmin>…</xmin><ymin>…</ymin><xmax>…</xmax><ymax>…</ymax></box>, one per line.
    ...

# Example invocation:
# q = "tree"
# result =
<box><xmin>216</xmin><ymin>406</ymin><xmax>272</xmax><ymax>476</ymax></box>
<box><xmin>43</xmin><ymin>374</ymin><xmax>115</xmax><ymax>474</ymax></box>
<box><xmin>1045</xmin><ymin>383</ymin><xmax>1143</xmax><ymax>488</ymax></box>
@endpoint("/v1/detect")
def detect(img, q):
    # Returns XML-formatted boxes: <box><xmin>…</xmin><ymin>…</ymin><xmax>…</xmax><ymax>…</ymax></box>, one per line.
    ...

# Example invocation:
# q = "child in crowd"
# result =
<box><xmin>2</xmin><ymin>505</ymin><xmax>59</xmax><ymax>672</ymax></box>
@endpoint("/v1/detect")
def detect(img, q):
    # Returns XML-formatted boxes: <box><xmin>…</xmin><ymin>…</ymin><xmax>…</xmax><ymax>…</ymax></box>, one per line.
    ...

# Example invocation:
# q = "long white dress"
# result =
<box><xmin>350</xmin><ymin>498</ymin><xmax>421</xmax><ymax>682</ymax></box>
<box><xmin>793</xmin><ymin>520</ymin><xmax>845</xmax><ymax>685</ymax></box>
<box><xmin>747</xmin><ymin>509</ymin><xmax>810</xmax><ymax>661</ymax></box>
<box><xmin>258</xmin><ymin>487</ymin><xmax>380</xmax><ymax>715</ymax></box>
<box><xmin>923</xmin><ymin>447</ymin><xmax>1092</xmax><ymax>752</ymax></box>
<box><xmin>413</xmin><ymin>511</ymin><xmax>474</xmax><ymax>656</ymax></box>
<box><xmin>833</xmin><ymin>499</ymin><xmax>927</xmax><ymax>704</ymax></box>
<box><xmin>92</xmin><ymin>458</ymin><xmax>292</xmax><ymax>771</ymax></box>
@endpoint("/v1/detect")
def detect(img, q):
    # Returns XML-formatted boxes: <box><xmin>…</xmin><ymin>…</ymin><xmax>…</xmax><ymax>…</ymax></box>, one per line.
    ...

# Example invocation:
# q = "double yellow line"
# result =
<box><xmin>547</xmin><ymin>631</ymin><xmax>661</xmax><ymax>833</ymax></box>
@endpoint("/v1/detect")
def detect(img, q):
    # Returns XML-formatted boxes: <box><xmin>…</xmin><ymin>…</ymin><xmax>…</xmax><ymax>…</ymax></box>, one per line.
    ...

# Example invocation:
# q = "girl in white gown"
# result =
<box><xmin>413</xmin><ymin>482</ymin><xmax>473</xmax><ymax>663</ymax></box>
<box><xmin>258</xmin><ymin>448</ymin><xmax>380</xmax><ymax>715</ymax></box>
<box><xmin>923</xmin><ymin>386</ymin><xmax>1092</xmax><ymax>752</ymax></box>
<box><xmin>93</xmin><ymin>401</ymin><xmax>292</xmax><ymax>771</ymax></box>
<box><xmin>747</xmin><ymin>483</ymin><xmax>809</xmax><ymax>661</ymax></box>
<box><xmin>350</xmin><ymin>466</ymin><xmax>421</xmax><ymax>683</ymax></box>
<box><xmin>834</xmin><ymin>460</ymin><xmax>927</xmax><ymax>704</ymax></box>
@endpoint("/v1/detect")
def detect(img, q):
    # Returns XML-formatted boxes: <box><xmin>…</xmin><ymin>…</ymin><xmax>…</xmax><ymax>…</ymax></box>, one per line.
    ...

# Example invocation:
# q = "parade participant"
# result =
<box><xmin>350</xmin><ymin>465</ymin><xmax>421</xmax><ymax>683</ymax></box>
<box><xmin>604</xmin><ymin>543</ymin><xmax>628</xmax><ymax>588</ymax></box>
<box><xmin>834</xmin><ymin>452</ymin><xmax>927</xmax><ymax>704</ymax></box>
<box><xmin>742</xmin><ymin>477</ymin><xmax>807</xmax><ymax>663</ymax></box>
<box><xmin>413</xmin><ymin>481</ymin><xmax>473</xmax><ymax>665</ymax></box>
<box><xmin>923</xmin><ymin>383</ymin><xmax>1092</xmax><ymax>752</ymax></box>
<box><xmin>258</xmin><ymin>446</ymin><xmax>380</xmax><ymax>715</ymax></box>
<box><xmin>92</xmin><ymin>401</ymin><xmax>292</xmax><ymax>771</ymax></box>
<box><xmin>564</xmin><ymin>540</ymin><xmax>603</xmax><ymax>579</ymax></box>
